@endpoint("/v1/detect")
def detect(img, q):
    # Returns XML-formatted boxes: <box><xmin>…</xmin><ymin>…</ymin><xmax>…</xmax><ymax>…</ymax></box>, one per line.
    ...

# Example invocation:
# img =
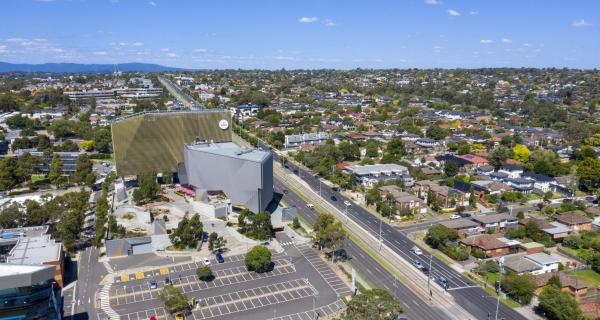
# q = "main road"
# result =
<box><xmin>261</xmin><ymin>141</ymin><xmax>527</xmax><ymax>320</ymax></box>
<box><xmin>275</xmin><ymin>179</ymin><xmax>448</xmax><ymax>320</ymax></box>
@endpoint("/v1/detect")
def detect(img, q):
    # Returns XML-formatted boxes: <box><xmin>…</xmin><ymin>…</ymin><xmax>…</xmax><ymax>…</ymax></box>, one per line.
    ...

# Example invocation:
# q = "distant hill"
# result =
<box><xmin>0</xmin><ymin>62</ymin><xmax>188</xmax><ymax>73</ymax></box>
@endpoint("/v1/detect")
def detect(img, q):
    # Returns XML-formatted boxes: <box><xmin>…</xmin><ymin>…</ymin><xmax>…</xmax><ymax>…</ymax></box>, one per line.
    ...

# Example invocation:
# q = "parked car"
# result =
<box><xmin>411</xmin><ymin>246</ymin><xmax>422</xmax><ymax>255</ymax></box>
<box><xmin>215</xmin><ymin>253</ymin><xmax>225</xmax><ymax>263</ymax></box>
<box><xmin>165</xmin><ymin>277</ymin><xmax>171</xmax><ymax>286</ymax></box>
<box><xmin>450</xmin><ymin>214</ymin><xmax>461</xmax><ymax>219</ymax></box>
<box><xmin>203</xmin><ymin>257</ymin><xmax>211</xmax><ymax>265</ymax></box>
<box><xmin>149</xmin><ymin>280</ymin><xmax>157</xmax><ymax>289</ymax></box>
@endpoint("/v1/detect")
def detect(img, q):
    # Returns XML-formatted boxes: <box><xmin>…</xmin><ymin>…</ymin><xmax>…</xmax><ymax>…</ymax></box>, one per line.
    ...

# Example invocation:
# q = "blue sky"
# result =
<box><xmin>0</xmin><ymin>0</ymin><xmax>598</xmax><ymax>69</ymax></box>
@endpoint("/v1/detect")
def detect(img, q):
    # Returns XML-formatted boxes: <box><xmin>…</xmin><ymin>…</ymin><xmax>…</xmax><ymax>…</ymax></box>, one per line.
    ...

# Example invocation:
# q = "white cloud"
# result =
<box><xmin>424</xmin><ymin>0</ymin><xmax>442</xmax><ymax>5</ymax></box>
<box><xmin>93</xmin><ymin>51</ymin><xmax>108</xmax><ymax>56</ymax></box>
<box><xmin>0</xmin><ymin>45</ymin><xmax>7</xmax><ymax>53</ymax></box>
<box><xmin>480</xmin><ymin>39</ymin><xmax>494</xmax><ymax>44</ymax></box>
<box><xmin>167</xmin><ymin>52</ymin><xmax>177</xmax><ymax>57</ymax></box>
<box><xmin>571</xmin><ymin>19</ymin><xmax>593</xmax><ymax>27</ymax></box>
<box><xmin>447</xmin><ymin>10</ymin><xmax>461</xmax><ymax>17</ymax></box>
<box><xmin>501</xmin><ymin>38</ymin><xmax>512</xmax><ymax>43</ymax></box>
<box><xmin>299</xmin><ymin>17</ymin><xmax>318</xmax><ymax>23</ymax></box>
<box><xmin>161</xmin><ymin>48</ymin><xmax>170</xmax><ymax>52</ymax></box>
<box><xmin>324</xmin><ymin>19</ymin><xmax>337</xmax><ymax>27</ymax></box>
<box><xmin>132</xmin><ymin>42</ymin><xmax>144</xmax><ymax>46</ymax></box>
<box><xmin>469</xmin><ymin>11</ymin><xmax>478</xmax><ymax>15</ymax></box>
<box><xmin>148</xmin><ymin>1</ymin><xmax>156</xmax><ymax>6</ymax></box>
<box><xmin>193</xmin><ymin>48</ymin><xmax>208</xmax><ymax>53</ymax></box>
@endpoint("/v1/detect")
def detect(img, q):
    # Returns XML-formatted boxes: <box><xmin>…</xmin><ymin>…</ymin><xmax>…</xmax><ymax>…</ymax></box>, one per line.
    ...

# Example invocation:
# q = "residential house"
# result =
<box><xmin>505</xmin><ymin>177</ymin><xmax>535</xmax><ymax>194</ymax></box>
<box><xmin>439</xmin><ymin>219</ymin><xmax>482</xmax><ymax>238</ymax></box>
<box><xmin>499</xmin><ymin>164</ymin><xmax>524</xmax><ymax>179</ymax></box>
<box><xmin>284</xmin><ymin>132</ymin><xmax>329</xmax><ymax>149</ymax></box>
<box><xmin>345</xmin><ymin>164</ymin><xmax>413</xmax><ymax>187</ymax></box>
<box><xmin>471</xmin><ymin>213</ymin><xmax>519</xmax><ymax>233</ymax></box>
<box><xmin>556</xmin><ymin>212</ymin><xmax>593</xmax><ymax>232</ymax></box>
<box><xmin>522</xmin><ymin>172</ymin><xmax>558</xmax><ymax>193</ymax></box>
<box><xmin>377</xmin><ymin>186</ymin><xmax>427</xmax><ymax>215</ymax></box>
<box><xmin>534</xmin><ymin>272</ymin><xmax>588</xmax><ymax>298</ymax></box>
<box><xmin>456</xmin><ymin>154</ymin><xmax>490</xmax><ymax>168</ymax></box>
<box><xmin>460</xmin><ymin>234</ymin><xmax>510</xmax><ymax>258</ymax></box>
<box><xmin>503</xmin><ymin>252</ymin><xmax>559</xmax><ymax>275</ymax></box>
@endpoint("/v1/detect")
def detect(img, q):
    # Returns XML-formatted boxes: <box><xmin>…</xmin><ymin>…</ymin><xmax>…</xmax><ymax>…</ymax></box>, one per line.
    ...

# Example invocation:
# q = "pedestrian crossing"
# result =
<box><xmin>99</xmin><ymin>282</ymin><xmax>120</xmax><ymax>319</ymax></box>
<box><xmin>103</xmin><ymin>261</ymin><xmax>114</xmax><ymax>274</ymax></box>
<box><xmin>280</xmin><ymin>241</ymin><xmax>294</xmax><ymax>246</ymax></box>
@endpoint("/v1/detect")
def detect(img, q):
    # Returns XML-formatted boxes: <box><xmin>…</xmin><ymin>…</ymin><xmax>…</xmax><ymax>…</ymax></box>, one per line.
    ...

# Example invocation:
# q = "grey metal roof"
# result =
<box><xmin>346</xmin><ymin>163</ymin><xmax>408</xmax><ymax>176</ymax></box>
<box><xmin>186</xmin><ymin>142</ymin><xmax>270</xmax><ymax>163</ymax></box>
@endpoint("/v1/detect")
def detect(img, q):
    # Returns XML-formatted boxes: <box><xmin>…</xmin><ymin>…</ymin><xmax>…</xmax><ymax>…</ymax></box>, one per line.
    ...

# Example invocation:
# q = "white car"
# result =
<box><xmin>306</xmin><ymin>203</ymin><xmax>314</xmax><ymax>209</ymax></box>
<box><xmin>344</xmin><ymin>200</ymin><xmax>351</xmax><ymax>206</ymax></box>
<box><xmin>411</xmin><ymin>246</ymin><xmax>423</xmax><ymax>255</ymax></box>
<box><xmin>203</xmin><ymin>257</ymin><xmax>211</xmax><ymax>265</ymax></box>
<box><xmin>450</xmin><ymin>214</ymin><xmax>461</xmax><ymax>219</ymax></box>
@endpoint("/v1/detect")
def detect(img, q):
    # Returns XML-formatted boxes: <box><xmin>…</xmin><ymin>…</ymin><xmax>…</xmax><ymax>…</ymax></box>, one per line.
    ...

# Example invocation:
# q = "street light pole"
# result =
<box><xmin>378</xmin><ymin>218</ymin><xmax>383</xmax><ymax>252</ymax></box>
<box><xmin>427</xmin><ymin>253</ymin><xmax>433</xmax><ymax>300</ymax></box>
<box><xmin>495</xmin><ymin>259</ymin><xmax>504</xmax><ymax>320</ymax></box>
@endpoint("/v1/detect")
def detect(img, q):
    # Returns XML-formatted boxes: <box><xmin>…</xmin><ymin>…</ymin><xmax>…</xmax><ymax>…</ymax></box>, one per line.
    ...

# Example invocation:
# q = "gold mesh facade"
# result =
<box><xmin>111</xmin><ymin>110</ymin><xmax>232</xmax><ymax>176</ymax></box>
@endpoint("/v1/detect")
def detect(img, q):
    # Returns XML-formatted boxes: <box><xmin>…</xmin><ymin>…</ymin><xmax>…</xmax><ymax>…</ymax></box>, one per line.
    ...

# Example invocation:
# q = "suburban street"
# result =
<box><xmin>264</xmin><ymin>142</ymin><xmax>528</xmax><ymax>320</ymax></box>
<box><xmin>70</xmin><ymin>246</ymin><xmax>107</xmax><ymax>320</ymax></box>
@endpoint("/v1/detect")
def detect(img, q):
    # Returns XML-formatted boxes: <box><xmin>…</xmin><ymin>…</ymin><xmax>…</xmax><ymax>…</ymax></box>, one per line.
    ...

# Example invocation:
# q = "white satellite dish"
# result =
<box><xmin>219</xmin><ymin>119</ymin><xmax>229</xmax><ymax>130</ymax></box>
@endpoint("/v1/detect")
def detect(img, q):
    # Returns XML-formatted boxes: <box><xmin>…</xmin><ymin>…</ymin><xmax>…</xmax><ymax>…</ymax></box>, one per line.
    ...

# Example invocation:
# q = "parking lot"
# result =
<box><xmin>98</xmin><ymin>233</ymin><xmax>350</xmax><ymax>320</ymax></box>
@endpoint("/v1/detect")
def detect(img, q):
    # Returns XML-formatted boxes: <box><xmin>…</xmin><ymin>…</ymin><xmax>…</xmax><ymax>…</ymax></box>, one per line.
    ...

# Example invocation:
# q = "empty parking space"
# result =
<box><xmin>192</xmin><ymin>278</ymin><xmax>317</xmax><ymax>320</ymax></box>
<box><xmin>296</xmin><ymin>244</ymin><xmax>352</xmax><ymax>297</ymax></box>
<box><xmin>109</xmin><ymin>259</ymin><xmax>296</xmax><ymax>307</ymax></box>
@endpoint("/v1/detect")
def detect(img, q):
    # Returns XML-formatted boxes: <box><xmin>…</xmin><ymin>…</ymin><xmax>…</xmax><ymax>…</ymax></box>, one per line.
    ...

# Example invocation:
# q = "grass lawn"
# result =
<box><xmin>466</xmin><ymin>272</ymin><xmax>521</xmax><ymax>308</ymax></box>
<box><xmin>31</xmin><ymin>174</ymin><xmax>47</xmax><ymax>183</ymax></box>
<box><xmin>571</xmin><ymin>269</ymin><xmax>600</xmax><ymax>288</ymax></box>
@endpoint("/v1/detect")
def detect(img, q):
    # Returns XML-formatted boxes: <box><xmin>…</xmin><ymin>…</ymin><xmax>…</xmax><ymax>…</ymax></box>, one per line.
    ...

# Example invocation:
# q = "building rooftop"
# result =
<box><xmin>440</xmin><ymin>219</ymin><xmax>480</xmax><ymax>230</ymax></box>
<box><xmin>472</xmin><ymin>213</ymin><xmax>516</xmax><ymax>224</ymax></box>
<box><xmin>186</xmin><ymin>142</ymin><xmax>270</xmax><ymax>163</ymax></box>
<box><xmin>556</xmin><ymin>211</ymin><xmax>592</xmax><ymax>226</ymax></box>
<box><xmin>346</xmin><ymin>163</ymin><xmax>408</xmax><ymax>176</ymax></box>
<box><xmin>460</xmin><ymin>234</ymin><xmax>509</xmax><ymax>250</ymax></box>
<box><xmin>526</xmin><ymin>252</ymin><xmax>559</xmax><ymax>266</ymax></box>
<box><xmin>6</xmin><ymin>233</ymin><xmax>62</xmax><ymax>265</ymax></box>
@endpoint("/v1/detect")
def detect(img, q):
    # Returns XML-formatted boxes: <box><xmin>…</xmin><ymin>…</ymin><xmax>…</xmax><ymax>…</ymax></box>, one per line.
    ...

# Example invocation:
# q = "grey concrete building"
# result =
<box><xmin>182</xmin><ymin>142</ymin><xmax>273</xmax><ymax>213</ymax></box>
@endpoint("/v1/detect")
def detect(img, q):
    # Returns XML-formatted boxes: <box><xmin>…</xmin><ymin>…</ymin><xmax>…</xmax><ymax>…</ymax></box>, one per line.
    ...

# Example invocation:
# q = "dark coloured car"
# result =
<box><xmin>165</xmin><ymin>277</ymin><xmax>171</xmax><ymax>286</ymax></box>
<box><xmin>437</xmin><ymin>276</ymin><xmax>448</xmax><ymax>289</ymax></box>
<box><xmin>216</xmin><ymin>253</ymin><xmax>225</xmax><ymax>263</ymax></box>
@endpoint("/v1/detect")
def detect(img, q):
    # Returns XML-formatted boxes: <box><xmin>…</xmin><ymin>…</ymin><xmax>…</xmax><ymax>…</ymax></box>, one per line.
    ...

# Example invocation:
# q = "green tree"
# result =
<box><xmin>365</xmin><ymin>139</ymin><xmax>380</xmax><ymax>158</ymax></box>
<box><xmin>426</xmin><ymin>125</ymin><xmax>450</xmax><ymax>140</ymax></box>
<box><xmin>93</xmin><ymin>128</ymin><xmax>112</xmax><ymax>153</ymax></box>
<box><xmin>444</xmin><ymin>161</ymin><xmax>460</xmax><ymax>177</ymax></box>
<box><xmin>160</xmin><ymin>285</ymin><xmax>190</xmax><ymax>314</ymax></box>
<box><xmin>244</xmin><ymin>245</ymin><xmax>272</xmax><ymax>272</ymax></box>
<box><xmin>380</xmin><ymin>138</ymin><xmax>406</xmax><ymax>163</ymax></box>
<box><xmin>207</xmin><ymin>232</ymin><xmax>227</xmax><ymax>252</ymax></box>
<box><xmin>365</xmin><ymin>188</ymin><xmax>382</xmax><ymax>206</ymax></box>
<box><xmin>48</xmin><ymin>154</ymin><xmax>65</xmax><ymax>187</ymax></box>
<box><xmin>425</xmin><ymin>225</ymin><xmax>458</xmax><ymax>249</ymax></box>
<box><xmin>94</xmin><ymin>195</ymin><xmax>109</xmax><ymax>247</ymax></box>
<box><xmin>73</xmin><ymin>154</ymin><xmax>95</xmax><ymax>185</ymax></box>
<box><xmin>427</xmin><ymin>190</ymin><xmax>440</xmax><ymax>211</ymax></box>
<box><xmin>502</xmin><ymin>272</ymin><xmax>536</xmax><ymax>304</ymax></box>
<box><xmin>292</xmin><ymin>217</ymin><xmax>301</xmax><ymax>230</ymax></box>
<box><xmin>196</xmin><ymin>266</ymin><xmax>214</xmax><ymax>281</ymax></box>
<box><xmin>133</xmin><ymin>173</ymin><xmax>160</xmax><ymax>204</ymax></box>
<box><xmin>342</xmin><ymin>288</ymin><xmax>403</xmax><ymax>320</ymax></box>
<box><xmin>577</xmin><ymin>157</ymin><xmax>600</xmax><ymax>190</ymax></box>
<box><xmin>489</xmin><ymin>145</ymin><xmax>513</xmax><ymax>168</ymax></box>
<box><xmin>169</xmin><ymin>213</ymin><xmax>204</xmax><ymax>249</ymax></box>
<box><xmin>538</xmin><ymin>284</ymin><xmax>583</xmax><ymax>320</ymax></box>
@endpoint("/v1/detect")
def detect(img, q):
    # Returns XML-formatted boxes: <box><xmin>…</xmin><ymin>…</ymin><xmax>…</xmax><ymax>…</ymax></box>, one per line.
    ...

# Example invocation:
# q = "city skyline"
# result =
<box><xmin>0</xmin><ymin>0</ymin><xmax>599</xmax><ymax>69</ymax></box>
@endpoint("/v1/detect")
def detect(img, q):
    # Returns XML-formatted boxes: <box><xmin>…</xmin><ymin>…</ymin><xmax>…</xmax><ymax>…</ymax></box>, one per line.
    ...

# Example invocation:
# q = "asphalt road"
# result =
<box><xmin>72</xmin><ymin>246</ymin><xmax>106</xmax><ymax>320</ymax></box>
<box><xmin>266</xmin><ymin>145</ymin><xmax>527</xmax><ymax>320</ymax></box>
<box><xmin>275</xmin><ymin>178</ymin><xmax>448</xmax><ymax>320</ymax></box>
